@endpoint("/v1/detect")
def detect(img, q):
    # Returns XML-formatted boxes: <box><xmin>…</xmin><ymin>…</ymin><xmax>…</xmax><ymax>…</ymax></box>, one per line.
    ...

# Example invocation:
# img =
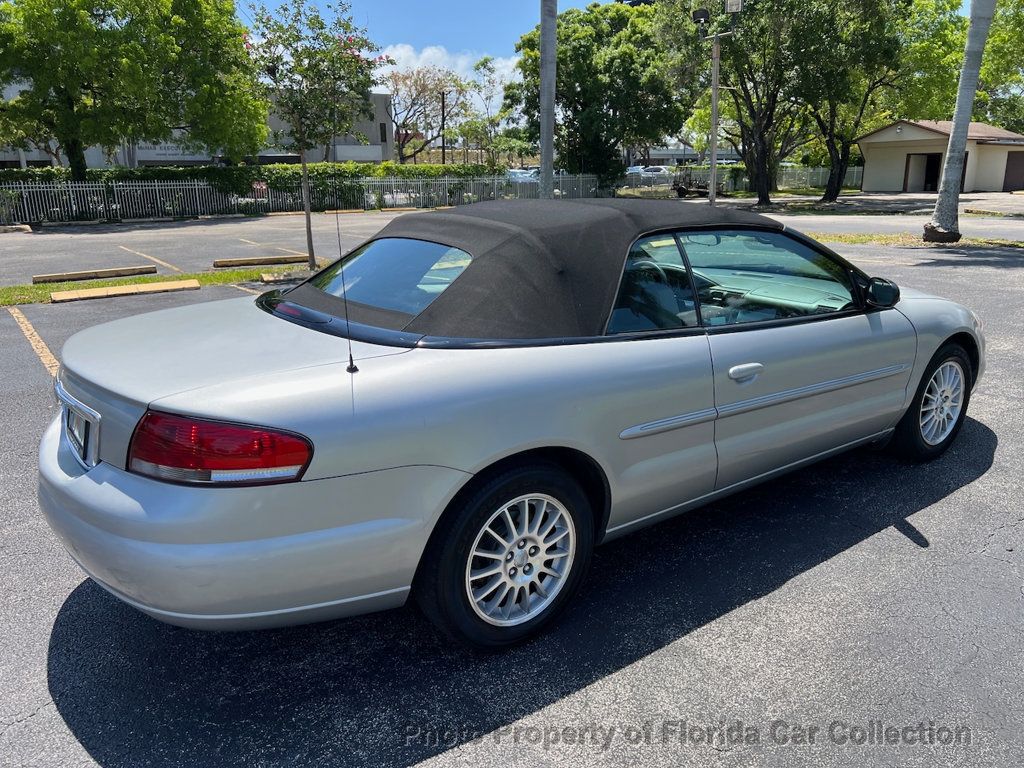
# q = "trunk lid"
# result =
<box><xmin>57</xmin><ymin>296</ymin><xmax>411</xmax><ymax>468</ymax></box>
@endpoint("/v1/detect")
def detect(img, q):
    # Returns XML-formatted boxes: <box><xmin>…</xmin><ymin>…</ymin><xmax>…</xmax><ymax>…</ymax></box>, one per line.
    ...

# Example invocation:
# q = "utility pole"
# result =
<box><xmin>539</xmin><ymin>0</ymin><xmax>557</xmax><ymax>199</ymax></box>
<box><xmin>440</xmin><ymin>90</ymin><xmax>447</xmax><ymax>165</ymax></box>
<box><xmin>709</xmin><ymin>33</ymin><xmax>721</xmax><ymax>206</ymax></box>
<box><xmin>694</xmin><ymin>1</ymin><xmax>742</xmax><ymax>207</ymax></box>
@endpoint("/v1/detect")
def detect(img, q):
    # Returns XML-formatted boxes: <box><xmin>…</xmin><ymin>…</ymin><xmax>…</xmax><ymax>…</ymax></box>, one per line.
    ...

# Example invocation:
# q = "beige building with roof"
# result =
<box><xmin>857</xmin><ymin>120</ymin><xmax>1024</xmax><ymax>193</ymax></box>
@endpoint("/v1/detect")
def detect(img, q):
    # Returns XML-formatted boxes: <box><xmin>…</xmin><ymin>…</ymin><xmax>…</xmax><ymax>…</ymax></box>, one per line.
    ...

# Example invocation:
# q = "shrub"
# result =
<box><xmin>0</xmin><ymin>161</ymin><xmax>505</xmax><ymax>195</ymax></box>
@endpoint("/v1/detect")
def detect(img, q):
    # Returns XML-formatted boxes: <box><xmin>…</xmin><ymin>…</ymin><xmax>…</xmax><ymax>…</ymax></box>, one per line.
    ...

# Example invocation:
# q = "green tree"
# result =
<box><xmin>659</xmin><ymin>0</ymin><xmax>815</xmax><ymax>205</ymax></box>
<box><xmin>0</xmin><ymin>0</ymin><xmax>267</xmax><ymax>180</ymax></box>
<box><xmin>249</xmin><ymin>0</ymin><xmax>384</xmax><ymax>268</ymax></box>
<box><xmin>789</xmin><ymin>0</ymin><xmax>908</xmax><ymax>202</ymax></box>
<box><xmin>887</xmin><ymin>0</ymin><xmax>967</xmax><ymax>120</ymax></box>
<box><xmin>493</xmin><ymin>127</ymin><xmax>536</xmax><ymax>167</ymax></box>
<box><xmin>507</xmin><ymin>2</ymin><xmax>691</xmax><ymax>182</ymax></box>
<box><xmin>975</xmin><ymin>0</ymin><xmax>1024</xmax><ymax>133</ymax></box>
<box><xmin>463</xmin><ymin>57</ymin><xmax>511</xmax><ymax>168</ymax></box>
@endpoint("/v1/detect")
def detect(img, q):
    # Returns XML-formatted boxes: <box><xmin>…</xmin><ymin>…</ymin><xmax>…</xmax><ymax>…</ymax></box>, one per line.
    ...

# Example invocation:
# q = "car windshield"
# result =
<box><xmin>308</xmin><ymin>238</ymin><xmax>472</xmax><ymax>316</ymax></box>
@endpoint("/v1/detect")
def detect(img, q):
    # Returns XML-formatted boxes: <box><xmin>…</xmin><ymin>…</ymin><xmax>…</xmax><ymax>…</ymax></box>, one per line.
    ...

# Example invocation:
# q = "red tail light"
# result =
<box><xmin>128</xmin><ymin>411</ymin><xmax>312</xmax><ymax>485</ymax></box>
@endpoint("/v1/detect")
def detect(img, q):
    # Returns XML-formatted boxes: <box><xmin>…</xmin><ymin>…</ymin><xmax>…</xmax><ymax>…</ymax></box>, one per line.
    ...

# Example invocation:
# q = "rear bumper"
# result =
<box><xmin>38</xmin><ymin>417</ymin><xmax>469</xmax><ymax>629</ymax></box>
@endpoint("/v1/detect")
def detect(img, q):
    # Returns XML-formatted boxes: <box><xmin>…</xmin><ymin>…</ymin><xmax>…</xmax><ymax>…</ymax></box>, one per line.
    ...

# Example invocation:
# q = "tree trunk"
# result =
<box><xmin>300</xmin><ymin>149</ymin><xmax>316</xmax><ymax>270</ymax></box>
<box><xmin>64</xmin><ymin>137</ymin><xmax>88</xmax><ymax>182</ymax></box>
<box><xmin>924</xmin><ymin>0</ymin><xmax>997</xmax><ymax>243</ymax></box>
<box><xmin>746</xmin><ymin>134</ymin><xmax>773</xmax><ymax>206</ymax></box>
<box><xmin>821</xmin><ymin>143</ymin><xmax>851</xmax><ymax>203</ymax></box>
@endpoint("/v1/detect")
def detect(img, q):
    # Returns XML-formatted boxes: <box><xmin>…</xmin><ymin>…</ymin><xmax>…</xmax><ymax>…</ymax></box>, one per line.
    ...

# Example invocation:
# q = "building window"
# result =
<box><xmin>379</xmin><ymin>123</ymin><xmax>387</xmax><ymax>144</ymax></box>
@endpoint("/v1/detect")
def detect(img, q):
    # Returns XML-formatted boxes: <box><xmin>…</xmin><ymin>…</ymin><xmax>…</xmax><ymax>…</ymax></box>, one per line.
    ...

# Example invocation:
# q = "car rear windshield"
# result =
<box><xmin>308</xmin><ymin>238</ymin><xmax>471</xmax><ymax>317</ymax></box>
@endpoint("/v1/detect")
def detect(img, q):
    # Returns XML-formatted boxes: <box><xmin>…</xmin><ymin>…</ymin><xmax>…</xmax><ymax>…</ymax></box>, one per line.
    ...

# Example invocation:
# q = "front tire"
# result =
<box><xmin>415</xmin><ymin>463</ymin><xmax>594</xmax><ymax>649</ymax></box>
<box><xmin>891</xmin><ymin>343</ymin><xmax>972</xmax><ymax>461</ymax></box>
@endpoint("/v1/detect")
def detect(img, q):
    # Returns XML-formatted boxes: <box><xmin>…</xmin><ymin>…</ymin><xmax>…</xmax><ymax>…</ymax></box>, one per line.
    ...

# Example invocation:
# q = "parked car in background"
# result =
<box><xmin>640</xmin><ymin>165</ymin><xmax>674</xmax><ymax>181</ymax></box>
<box><xmin>40</xmin><ymin>200</ymin><xmax>984</xmax><ymax>648</ymax></box>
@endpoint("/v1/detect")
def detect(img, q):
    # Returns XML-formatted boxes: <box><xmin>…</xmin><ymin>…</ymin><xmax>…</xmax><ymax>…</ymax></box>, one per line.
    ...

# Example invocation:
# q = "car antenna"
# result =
<box><xmin>333</xmin><ymin>209</ymin><xmax>358</xmax><ymax>374</ymax></box>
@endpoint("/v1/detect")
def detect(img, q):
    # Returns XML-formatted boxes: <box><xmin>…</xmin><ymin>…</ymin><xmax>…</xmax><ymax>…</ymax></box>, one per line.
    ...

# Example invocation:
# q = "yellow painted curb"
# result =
<box><xmin>213</xmin><ymin>255</ymin><xmax>307</xmax><ymax>268</ymax></box>
<box><xmin>51</xmin><ymin>279</ymin><xmax>200</xmax><ymax>303</ymax></box>
<box><xmin>33</xmin><ymin>265</ymin><xmax>157</xmax><ymax>284</ymax></box>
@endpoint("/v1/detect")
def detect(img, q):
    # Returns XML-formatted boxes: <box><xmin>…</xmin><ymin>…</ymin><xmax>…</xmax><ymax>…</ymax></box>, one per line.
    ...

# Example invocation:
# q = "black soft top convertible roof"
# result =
<box><xmin>285</xmin><ymin>198</ymin><xmax>782</xmax><ymax>341</ymax></box>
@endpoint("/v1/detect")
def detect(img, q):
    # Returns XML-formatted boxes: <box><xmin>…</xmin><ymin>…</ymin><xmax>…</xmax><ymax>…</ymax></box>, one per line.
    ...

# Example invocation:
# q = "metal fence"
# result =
<box><xmin>0</xmin><ymin>174</ymin><xmax>600</xmax><ymax>225</ymax></box>
<box><xmin>618</xmin><ymin>166</ymin><xmax>863</xmax><ymax>195</ymax></box>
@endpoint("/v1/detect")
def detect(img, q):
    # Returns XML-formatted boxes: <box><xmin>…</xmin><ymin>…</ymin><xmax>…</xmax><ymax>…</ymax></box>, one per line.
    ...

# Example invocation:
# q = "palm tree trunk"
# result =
<box><xmin>923</xmin><ymin>0</ymin><xmax>997</xmax><ymax>243</ymax></box>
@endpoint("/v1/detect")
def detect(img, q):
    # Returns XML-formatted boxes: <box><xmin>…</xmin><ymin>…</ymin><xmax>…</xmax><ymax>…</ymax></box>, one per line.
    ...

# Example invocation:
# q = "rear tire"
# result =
<box><xmin>891</xmin><ymin>343</ymin><xmax>972</xmax><ymax>462</ymax></box>
<box><xmin>414</xmin><ymin>463</ymin><xmax>594</xmax><ymax>649</ymax></box>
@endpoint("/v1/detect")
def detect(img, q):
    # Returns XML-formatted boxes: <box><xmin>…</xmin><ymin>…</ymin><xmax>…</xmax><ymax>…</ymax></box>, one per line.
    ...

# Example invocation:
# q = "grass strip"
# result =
<box><xmin>0</xmin><ymin>267</ymin><xmax>294</xmax><ymax>307</ymax></box>
<box><xmin>802</xmin><ymin>231</ymin><xmax>1024</xmax><ymax>249</ymax></box>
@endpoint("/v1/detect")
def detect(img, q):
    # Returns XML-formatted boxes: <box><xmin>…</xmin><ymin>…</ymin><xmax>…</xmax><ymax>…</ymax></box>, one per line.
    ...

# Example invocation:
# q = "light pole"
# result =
<box><xmin>539</xmin><ymin>0</ymin><xmax>557</xmax><ymax>199</ymax></box>
<box><xmin>440</xmin><ymin>89</ymin><xmax>447</xmax><ymax>165</ymax></box>
<box><xmin>693</xmin><ymin>1</ymin><xmax>742</xmax><ymax>206</ymax></box>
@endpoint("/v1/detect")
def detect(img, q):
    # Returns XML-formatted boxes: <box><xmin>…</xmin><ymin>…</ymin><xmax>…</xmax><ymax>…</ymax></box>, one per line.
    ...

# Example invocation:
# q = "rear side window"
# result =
<box><xmin>607</xmin><ymin>235</ymin><xmax>699</xmax><ymax>334</ymax></box>
<box><xmin>310</xmin><ymin>238</ymin><xmax>471</xmax><ymax>316</ymax></box>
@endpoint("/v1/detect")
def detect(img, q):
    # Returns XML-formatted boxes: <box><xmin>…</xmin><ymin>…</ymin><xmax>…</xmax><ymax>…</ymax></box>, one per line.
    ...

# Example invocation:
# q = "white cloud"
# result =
<box><xmin>374</xmin><ymin>43</ymin><xmax>520</xmax><ymax>90</ymax></box>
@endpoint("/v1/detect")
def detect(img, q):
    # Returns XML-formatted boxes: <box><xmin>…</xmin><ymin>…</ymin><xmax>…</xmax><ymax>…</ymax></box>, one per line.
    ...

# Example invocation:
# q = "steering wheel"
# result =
<box><xmin>629</xmin><ymin>259</ymin><xmax>669</xmax><ymax>284</ymax></box>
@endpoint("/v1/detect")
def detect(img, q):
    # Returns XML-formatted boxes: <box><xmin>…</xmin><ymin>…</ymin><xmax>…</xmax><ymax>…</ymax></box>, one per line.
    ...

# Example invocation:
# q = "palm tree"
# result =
<box><xmin>923</xmin><ymin>0</ymin><xmax>998</xmax><ymax>243</ymax></box>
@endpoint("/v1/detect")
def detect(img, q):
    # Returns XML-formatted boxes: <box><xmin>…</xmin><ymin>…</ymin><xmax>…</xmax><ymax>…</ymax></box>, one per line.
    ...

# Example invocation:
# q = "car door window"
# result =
<box><xmin>607</xmin><ymin>235</ymin><xmax>699</xmax><ymax>334</ymax></box>
<box><xmin>679</xmin><ymin>230</ymin><xmax>856</xmax><ymax>327</ymax></box>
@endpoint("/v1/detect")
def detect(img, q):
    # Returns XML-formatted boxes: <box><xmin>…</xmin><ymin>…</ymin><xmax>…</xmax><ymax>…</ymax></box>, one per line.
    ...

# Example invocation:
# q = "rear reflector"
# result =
<box><xmin>128</xmin><ymin>411</ymin><xmax>312</xmax><ymax>485</ymax></box>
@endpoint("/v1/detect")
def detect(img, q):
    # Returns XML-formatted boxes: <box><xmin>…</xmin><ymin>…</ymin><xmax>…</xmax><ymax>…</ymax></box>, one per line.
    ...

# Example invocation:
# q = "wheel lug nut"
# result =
<box><xmin>505</xmin><ymin>552</ymin><xmax>514</xmax><ymax>561</ymax></box>
<box><xmin>529</xmin><ymin>546</ymin><xmax>539</xmax><ymax>555</ymax></box>
<box><xmin>509</xmin><ymin>567</ymin><xmax>517</xmax><ymax>577</ymax></box>
<box><xmin>518</xmin><ymin>540</ymin><xmax>526</xmax><ymax>549</ymax></box>
<box><xmin>523</xmin><ymin>564</ymin><xmax>532</xmax><ymax>574</ymax></box>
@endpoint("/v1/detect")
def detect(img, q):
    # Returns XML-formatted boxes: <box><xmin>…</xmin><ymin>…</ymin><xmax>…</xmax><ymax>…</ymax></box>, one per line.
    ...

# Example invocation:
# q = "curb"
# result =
<box><xmin>1</xmin><ymin>224</ymin><xmax>32</xmax><ymax>234</ymax></box>
<box><xmin>213</xmin><ymin>255</ymin><xmax>308</xmax><ymax>268</ymax></box>
<box><xmin>964</xmin><ymin>207</ymin><xmax>1024</xmax><ymax>218</ymax></box>
<box><xmin>50</xmin><ymin>279</ymin><xmax>201</xmax><ymax>303</ymax></box>
<box><xmin>33</xmin><ymin>265</ymin><xmax>156</xmax><ymax>284</ymax></box>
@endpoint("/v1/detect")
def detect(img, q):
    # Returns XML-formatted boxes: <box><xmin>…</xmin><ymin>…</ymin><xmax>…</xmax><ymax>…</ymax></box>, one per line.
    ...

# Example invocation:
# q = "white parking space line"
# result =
<box><xmin>118</xmin><ymin>245</ymin><xmax>183</xmax><ymax>273</ymax></box>
<box><xmin>238</xmin><ymin>238</ymin><xmax>307</xmax><ymax>257</ymax></box>
<box><xmin>6</xmin><ymin>307</ymin><xmax>59</xmax><ymax>377</ymax></box>
<box><xmin>230</xmin><ymin>284</ymin><xmax>261</xmax><ymax>295</ymax></box>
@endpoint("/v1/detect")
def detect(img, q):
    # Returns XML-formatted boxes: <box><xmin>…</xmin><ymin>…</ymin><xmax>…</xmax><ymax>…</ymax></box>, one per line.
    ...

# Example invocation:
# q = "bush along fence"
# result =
<box><xmin>0</xmin><ymin>174</ymin><xmax>600</xmax><ymax>225</ymax></box>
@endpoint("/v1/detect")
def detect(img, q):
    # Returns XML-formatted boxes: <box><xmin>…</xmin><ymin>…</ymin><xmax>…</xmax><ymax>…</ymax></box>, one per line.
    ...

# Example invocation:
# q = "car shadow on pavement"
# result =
<box><xmin>46</xmin><ymin>417</ymin><xmax>997</xmax><ymax>768</ymax></box>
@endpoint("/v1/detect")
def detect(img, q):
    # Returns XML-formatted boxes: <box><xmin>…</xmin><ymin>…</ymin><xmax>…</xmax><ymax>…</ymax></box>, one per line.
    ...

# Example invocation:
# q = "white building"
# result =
<box><xmin>858</xmin><ymin>119</ymin><xmax>1024</xmax><ymax>193</ymax></box>
<box><xmin>0</xmin><ymin>88</ymin><xmax>394</xmax><ymax>168</ymax></box>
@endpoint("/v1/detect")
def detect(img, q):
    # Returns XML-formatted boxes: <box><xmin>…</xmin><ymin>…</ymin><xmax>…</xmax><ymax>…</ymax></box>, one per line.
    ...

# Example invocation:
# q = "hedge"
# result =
<box><xmin>0</xmin><ymin>161</ymin><xmax>505</xmax><ymax>195</ymax></box>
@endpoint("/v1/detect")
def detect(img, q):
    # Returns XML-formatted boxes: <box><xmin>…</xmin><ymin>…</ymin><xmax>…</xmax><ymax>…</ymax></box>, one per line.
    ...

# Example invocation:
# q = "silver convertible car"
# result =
<box><xmin>39</xmin><ymin>199</ymin><xmax>985</xmax><ymax>647</ymax></box>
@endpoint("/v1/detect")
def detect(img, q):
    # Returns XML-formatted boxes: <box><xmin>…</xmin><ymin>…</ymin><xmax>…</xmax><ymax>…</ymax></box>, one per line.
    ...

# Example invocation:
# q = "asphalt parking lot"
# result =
<box><xmin>0</xmin><ymin>211</ymin><xmax>410</xmax><ymax>287</ymax></box>
<box><xmin>2</xmin><ymin>203</ymin><xmax>1023</xmax><ymax>288</ymax></box>
<box><xmin>1</xmin><ymin>228</ymin><xmax>1022</xmax><ymax>767</ymax></box>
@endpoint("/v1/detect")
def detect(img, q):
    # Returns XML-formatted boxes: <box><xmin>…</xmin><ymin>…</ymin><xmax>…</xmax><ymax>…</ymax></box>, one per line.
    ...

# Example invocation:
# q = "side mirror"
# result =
<box><xmin>865</xmin><ymin>277</ymin><xmax>900</xmax><ymax>308</ymax></box>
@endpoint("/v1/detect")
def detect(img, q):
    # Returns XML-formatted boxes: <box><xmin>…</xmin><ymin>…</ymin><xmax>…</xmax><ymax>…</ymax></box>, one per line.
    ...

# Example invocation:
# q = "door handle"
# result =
<box><xmin>728</xmin><ymin>362</ymin><xmax>764</xmax><ymax>382</ymax></box>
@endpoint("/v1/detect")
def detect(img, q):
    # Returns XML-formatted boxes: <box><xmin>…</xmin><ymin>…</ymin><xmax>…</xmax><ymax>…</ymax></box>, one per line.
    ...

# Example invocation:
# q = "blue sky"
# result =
<box><xmin>345</xmin><ymin>0</ymin><xmax>595</xmax><ymax>59</ymax></box>
<box><xmin>310</xmin><ymin>0</ymin><xmax>972</xmax><ymax>83</ymax></box>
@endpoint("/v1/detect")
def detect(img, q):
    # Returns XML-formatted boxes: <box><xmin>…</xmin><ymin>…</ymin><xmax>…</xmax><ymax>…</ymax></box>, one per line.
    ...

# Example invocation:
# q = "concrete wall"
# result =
<box><xmin>861</xmin><ymin>140</ymin><xmax>948</xmax><ymax>191</ymax></box>
<box><xmin>974</xmin><ymin>145</ymin><xmax>1012</xmax><ymax>191</ymax></box>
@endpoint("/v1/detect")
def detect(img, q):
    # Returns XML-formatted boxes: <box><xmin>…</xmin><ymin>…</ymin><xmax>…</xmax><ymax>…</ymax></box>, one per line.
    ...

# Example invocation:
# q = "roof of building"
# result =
<box><xmin>857</xmin><ymin>119</ymin><xmax>1024</xmax><ymax>144</ymax></box>
<box><xmin>282</xmin><ymin>199</ymin><xmax>781</xmax><ymax>341</ymax></box>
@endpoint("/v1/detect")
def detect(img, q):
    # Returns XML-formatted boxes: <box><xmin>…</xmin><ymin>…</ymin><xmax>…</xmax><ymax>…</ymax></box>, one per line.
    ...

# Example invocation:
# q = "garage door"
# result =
<box><xmin>1004</xmin><ymin>152</ymin><xmax>1024</xmax><ymax>192</ymax></box>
